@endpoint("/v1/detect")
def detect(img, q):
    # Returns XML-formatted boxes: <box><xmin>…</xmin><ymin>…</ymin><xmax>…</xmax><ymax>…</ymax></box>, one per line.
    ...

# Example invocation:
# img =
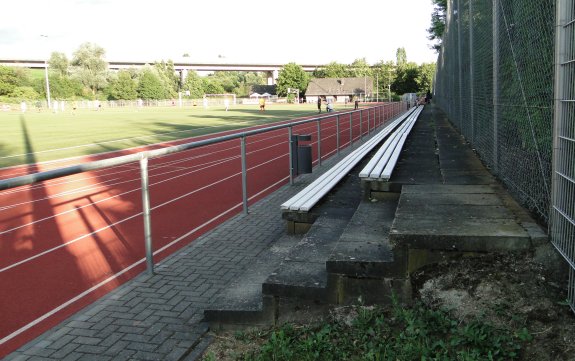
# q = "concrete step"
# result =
<box><xmin>326</xmin><ymin>193</ymin><xmax>413</xmax><ymax>305</ymax></box>
<box><xmin>203</xmin><ymin>234</ymin><xmax>302</xmax><ymax>329</ymax></box>
<box><xmin>327</xmin><ymin>193</ymin><xmax>402</xmax><ymax>278</ymax></box>
<box><xmin>262</xmin><ymin>216</ymin><xmax>350</xmax><ymax>302</ymax></box>
<box><xmin>390</xmin><ymin>184</ymin><xmax>534</xmax><ymax>254</ymax></box>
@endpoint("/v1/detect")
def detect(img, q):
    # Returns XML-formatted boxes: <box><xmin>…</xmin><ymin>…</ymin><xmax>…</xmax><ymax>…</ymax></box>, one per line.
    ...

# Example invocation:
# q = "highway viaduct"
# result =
<box><xmin>0</xmin><ymin>59</ymin><xmax>324</xmax><ymax>85</ymax></box>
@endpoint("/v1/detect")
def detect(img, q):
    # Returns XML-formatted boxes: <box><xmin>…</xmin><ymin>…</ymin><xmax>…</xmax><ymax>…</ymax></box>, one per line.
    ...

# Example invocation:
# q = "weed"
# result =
<box><xmin>214</xmin><ymin>301</ymin><xmax>532</xmax><ymax>361</ymax></box>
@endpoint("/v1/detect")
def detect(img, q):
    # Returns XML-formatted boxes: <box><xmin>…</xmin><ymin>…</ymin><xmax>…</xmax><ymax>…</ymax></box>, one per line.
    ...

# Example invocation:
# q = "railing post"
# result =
<box><xmin>139</xmin><ymin>154</ymin><xmax>154</xmax><ymax>275</ymax></box>
<box><xmin>336</xmin><ymin>114</ymin><xmax>340</xmax><ymax>155</ymax></box>
<box><xmin>241</xmin><ymin>136</ymin><xmax>248</xmax><ymax>214</ymax></box>
<box><xmin>367</xmin><ymin>109</ymin><xmax>370</xmax><ymax>134</ymax></box>
<box><xmin>359</xmin><ymin>109</ymin><xmax>363</xmax><ymax>140</ymax></box>
<box><xmin>317</xmin><ymin>120</ymin><xmax>322</xmax><ymax>166</ymax></box>
<box><xmin>349</xmin><ymin>113</ymin><xmax>353</xmax><ymax>149</ymax></box>
<box><xmin>288</xmin><ymin>126</ymin><xmax>294</xmax><ymax>185</ymax></box>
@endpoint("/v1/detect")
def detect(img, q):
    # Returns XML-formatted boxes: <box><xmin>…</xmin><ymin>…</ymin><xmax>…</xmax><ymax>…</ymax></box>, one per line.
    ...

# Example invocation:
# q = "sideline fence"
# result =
<box><xmin>0</xmin><ymin>103</ymin><xmax>403</xmax><ymax>275</ymax></box>
<box><xmin>434</xmin><ymin>0</ymin><xmax>575</xmax><ymax>313</ymax></box>
<box><xmin>0</xmin><ymin>102</ymin><xmax>405</xmax><ymax>352</ymax></box>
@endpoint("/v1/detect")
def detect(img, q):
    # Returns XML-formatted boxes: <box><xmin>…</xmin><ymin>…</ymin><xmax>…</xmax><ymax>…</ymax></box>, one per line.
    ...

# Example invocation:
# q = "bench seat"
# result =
<box><xmin>360</xmin><ymin>105</ymin><xmax>424</xmax><ymax>197</ymax></box>
<box><xmin>281</xmin><ymin>107</ymin><xmax>419</xmax><ymax>233</ymax></box>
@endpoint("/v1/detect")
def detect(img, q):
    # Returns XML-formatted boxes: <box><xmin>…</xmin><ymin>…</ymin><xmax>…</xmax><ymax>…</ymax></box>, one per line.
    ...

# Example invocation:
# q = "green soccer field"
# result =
<box><xmin>0</xmin><ymin>103</ymin><xmax>341</xmax><ymax>168</ymax></box>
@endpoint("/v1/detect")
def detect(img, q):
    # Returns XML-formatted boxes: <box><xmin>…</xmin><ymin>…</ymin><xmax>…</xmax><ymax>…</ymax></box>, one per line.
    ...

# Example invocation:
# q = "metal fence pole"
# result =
<box><xmin>288</xmin><ymin>126</ymin><xmax>294</xmax><ymax>185</ymax></box>
<box><xmin>492</xmin><ymin>0</ymin><xmax>499</xmax><ymax>174</ymax></box>
<box><xmin>241</xmin><ymin>136</ymin><xmax>248</xmax><ymax>214</ymax></box>
<box><xmin>336</xmin><ymin>114</ymin><xmax>340</xmax><ymax>155</ymax></box>
<box><xmin>317</xmin><ymin>120</ymin><xmax>322</xmax><ymax>166</ymax></box>
<box><xmin>359</xmin><ymin>110</ymin><xmax>363</xmax><ymax>140</ymax></box>
<box><xmin>457</xmin><ymin>0</ymin><xmax>463</xmax><ymax>129</ymax></box>
<box><xmin>139</xmin><ymin>154</ymin><xmax>154</xmax><ymax>275</ymax></box>
<box><xmin>349</xmin><ymin>113</ymin><xmax>353</xmax><ymax>149</ymax></box>
<box><xmin>469</xmin><ymin>0</ymin><xmax>475</xmax><ymax>142</ymax></box>
<box><xmin>367</xmin><ymin>109</ymin><xmax>370</xmax><ymax>134</ymax></box>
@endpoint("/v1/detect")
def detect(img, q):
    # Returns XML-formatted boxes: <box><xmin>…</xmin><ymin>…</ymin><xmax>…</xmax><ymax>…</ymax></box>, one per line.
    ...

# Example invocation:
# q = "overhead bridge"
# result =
<box><xmin>0</xmin><ymin>58</ymin><xmax>324</xmax><ymax>85</ymax></box>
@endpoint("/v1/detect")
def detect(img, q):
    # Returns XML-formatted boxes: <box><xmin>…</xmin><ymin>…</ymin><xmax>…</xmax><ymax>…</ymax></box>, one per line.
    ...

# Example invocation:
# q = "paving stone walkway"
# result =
<box><xmin>5</xmin><ymin>127</ymin><xmax>364</xmax><ymax>361</ymax></box>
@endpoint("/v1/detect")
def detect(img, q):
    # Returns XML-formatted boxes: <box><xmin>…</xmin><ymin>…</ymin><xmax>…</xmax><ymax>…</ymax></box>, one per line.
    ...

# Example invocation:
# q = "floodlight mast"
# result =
<box><xmin>41</xmin><ymin>35</ymin><xmax>51</xmax><ymax>109</ymax></box>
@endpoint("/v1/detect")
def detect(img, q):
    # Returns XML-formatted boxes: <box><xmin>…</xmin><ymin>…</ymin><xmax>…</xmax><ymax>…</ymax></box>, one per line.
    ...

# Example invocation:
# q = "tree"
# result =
<box><xmin>0</xmin><ymin>66</ymin><xmax>19</xmax><ymax>96</ymax></box>
<box><xmin>50</xmin><ymin>52</ymin><xmax>69</xmax><ymax>77</ymax></box>
<box><xmin>348</xmin><ymin>58</ymin><xmax>372</xmax><ymax>77</ymax></box>
<box><xmin>417</xmin><ymin>62</ymin><xmax>436</xmax><ymax>93</ymax></box>
<box><xmin>202</xmin><ymin>78</ymin><xmax>225</xmax><ymax>94</ymax></box>
<box><xmin>237</xmin><ymin>72</ymin><xmax>266</xmax><ymax>97</ymax></box>
<box><xmin>153</xmin><ymin>60</ymin><xmax>179</xmax><ymax>97</ymax></box>
<box><xmin>211</xmin><ymin>71</ymin><xmax>240</xmax><ymax>94</ymax></box>
<box><xmin>396</xmin><ymin>48</ymin><xmax>407</xmax><ymax>67</ymax></box>
<box><xmin>428</xmin><ymin>0</ymin><xmax>447</xmax><ymax>52</ymax></box>
<box><xmin>138</xmin><ymin>68</ymin><xmax>167</xmax><ymax>100</ymax></box>
<box><xmin>48</xmin><ymin>75</ymin><xmax>83</xmax><ymax>99</ymax></box>
<box><xmin>107</xmin><ymin>71</ymin><xmax>138</xmax><ymax>100</ymax></box>
<box><xmin>276</xmin><ymin>62</ymin><xmax>309</xmax><ymax>97</ymax></box>
<box><xmin>182</xmin><ymin>70</ymin><xmax>205</xmax><ymax>98</ymax></box>
<box><xmin>71</xmin><ymin>42</ymin><xmax>109</xmax><ymax>95</ymax></box>
<box><xmin>312</xmin><ymin>62</ymin><xmax>348</xmax><ymax>78</ymax></box>
<box><xmin>372</xmin><ymin>61</ymin><xmax>396</xmax><ymax>100</ymax></box>
<box><xmin>393</xmin><ymin>62</ymin><xmax>419</xmax><ymax>94</ymax></box>
<box><xmin>10</xmin><ymin>86</ymin><xmax>39</xmax><ymax>100</ymax></box>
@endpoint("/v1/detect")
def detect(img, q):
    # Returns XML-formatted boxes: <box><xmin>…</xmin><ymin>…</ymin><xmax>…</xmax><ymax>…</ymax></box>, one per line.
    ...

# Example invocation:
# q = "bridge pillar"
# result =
<box><xmin>180</xmin><ymin>69</ymin><xmax>188</xmax><ymax>85</ymax></box>
<box><xmin>267</xmin><ymin>70</ymin><xmax>279</xmax><ymax>85</ymax></box>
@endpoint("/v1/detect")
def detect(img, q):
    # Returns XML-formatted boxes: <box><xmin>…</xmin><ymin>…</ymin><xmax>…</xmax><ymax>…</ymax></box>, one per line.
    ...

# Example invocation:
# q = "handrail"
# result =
<box><xmin>1</xmin><ymin>108</ymin><xmax>366</xmax><ymax>190</ymax></box>
<box><xmin>0</xmin><ymin>102</ymin><xmax>404</xmax><ymax>274</ymax></box>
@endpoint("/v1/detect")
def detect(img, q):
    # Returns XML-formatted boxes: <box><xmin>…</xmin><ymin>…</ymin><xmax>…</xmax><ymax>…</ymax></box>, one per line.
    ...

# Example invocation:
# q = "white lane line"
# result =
<box><xmin>0</xmin><ymin>160</ymin><xmax>241</xmax><ymax>271</ymax></box>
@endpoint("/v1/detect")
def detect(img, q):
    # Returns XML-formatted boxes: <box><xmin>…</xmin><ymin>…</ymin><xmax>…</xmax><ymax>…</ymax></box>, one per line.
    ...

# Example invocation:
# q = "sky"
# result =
<box><xmin>0</xmin><ymin>0</ymin><xmax>439</xmax><ymax>66</ymax></box>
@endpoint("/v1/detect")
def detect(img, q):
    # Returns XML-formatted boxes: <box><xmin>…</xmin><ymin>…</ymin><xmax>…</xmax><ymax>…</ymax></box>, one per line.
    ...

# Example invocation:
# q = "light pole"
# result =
<box><xmin>41</xmin><ymin>35</ymin><xmax>51</xmax><ymax>109</ymax></box>
<box><xmin>388</xmin><ymin>68</ymin><xmax>392</xmax><ymax>102</ymax></box>
<box><xmin>376</xmin><ymin>73</ymin><xmax>379</xmax><ymax>102</ymax></box>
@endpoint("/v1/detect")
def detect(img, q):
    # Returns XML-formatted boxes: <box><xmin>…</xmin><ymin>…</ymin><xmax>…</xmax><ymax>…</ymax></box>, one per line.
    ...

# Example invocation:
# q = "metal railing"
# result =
<box><xmin>0</xmin><ymin>102</ymin><xmax>404</xmax><ymax>275</ymax></box>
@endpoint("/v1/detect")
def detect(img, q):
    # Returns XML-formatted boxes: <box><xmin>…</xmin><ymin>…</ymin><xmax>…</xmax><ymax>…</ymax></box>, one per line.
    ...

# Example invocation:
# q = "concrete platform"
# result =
<box><xmin>390</xmin><ymin>184</ymin><xmax>532</xmax><ymax>252</ymax></box>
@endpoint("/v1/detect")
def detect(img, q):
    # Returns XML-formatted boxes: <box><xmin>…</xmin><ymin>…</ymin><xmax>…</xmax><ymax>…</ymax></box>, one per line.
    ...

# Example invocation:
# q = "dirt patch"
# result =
<box><xmin>411</xmin><ymin>250</ymin><xmax>575</xmax><ymax>361</ymax></box>
<box><xmin>202</xmin><ymin>249</ymin><xmax>575</xmax><ymax>360</ymax></box>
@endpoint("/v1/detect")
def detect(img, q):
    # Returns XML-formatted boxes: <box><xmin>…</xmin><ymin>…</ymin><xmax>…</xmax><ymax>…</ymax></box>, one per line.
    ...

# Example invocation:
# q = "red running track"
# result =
<box><xmin>0</xmin><ymin>104</ymin><xmax>401</xmax><ymax>356</ymax></box>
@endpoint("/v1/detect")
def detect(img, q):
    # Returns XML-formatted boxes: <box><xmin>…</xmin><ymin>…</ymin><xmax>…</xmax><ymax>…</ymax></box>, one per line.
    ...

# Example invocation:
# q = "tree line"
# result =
<box><xmin>0</xmin><ymin>43</ymin><xmax>435</xmax><ymax>104</ymax></box>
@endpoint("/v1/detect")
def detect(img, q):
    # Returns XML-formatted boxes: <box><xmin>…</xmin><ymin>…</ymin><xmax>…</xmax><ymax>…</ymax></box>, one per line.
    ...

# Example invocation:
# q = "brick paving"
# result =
<box><xmin>4</xmin><ymin>136</ymin><xmax>359</xmax><ymax>361</ymax></box>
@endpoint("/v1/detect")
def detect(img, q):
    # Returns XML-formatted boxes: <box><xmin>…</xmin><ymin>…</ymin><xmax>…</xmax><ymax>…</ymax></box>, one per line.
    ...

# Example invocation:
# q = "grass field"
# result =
<box><xmin>0</xmin><ymin>103</ymin><xmax>343</xmax><ymax>168</ymax></box>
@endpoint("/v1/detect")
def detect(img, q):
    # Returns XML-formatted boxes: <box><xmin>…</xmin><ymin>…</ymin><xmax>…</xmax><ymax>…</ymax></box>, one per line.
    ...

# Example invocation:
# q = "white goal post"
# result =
<box><xmin>203</xmin><ymin>94</ymin><xmax>236</xmax><ymax>106</ymax></box>
<box><xmin>286</xmin><ymin>88</ymin><xmax>300</xmax><ymax>103</ymax></box>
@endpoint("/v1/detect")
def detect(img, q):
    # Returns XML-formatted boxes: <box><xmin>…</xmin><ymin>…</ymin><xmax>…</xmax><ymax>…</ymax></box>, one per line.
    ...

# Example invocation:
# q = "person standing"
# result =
<box><xmin>259</xmin><ymin>97</ymin><xmax>266</xmax><ymax>111</ymax></box>
<box><xmin>317</xmin><ymin>97</ymin><xmax>322</xmax><ymax>113</ymax></box>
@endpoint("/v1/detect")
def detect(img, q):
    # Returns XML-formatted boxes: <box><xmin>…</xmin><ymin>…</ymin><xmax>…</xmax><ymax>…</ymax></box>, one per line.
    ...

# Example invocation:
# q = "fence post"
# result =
<box><xmin>359</xmin><ymin>110</ymin><xmax>363</xmax><ymax>140</ymax></box>
<box><xmin>367</xmin><ymin>109</ymin><xmax>370</xmax><ymax>134</ymax></box>
<box><xmin>349</xmin><ymin>113</ymin><xmax>353</xmax><ymax>149</ymax></box>
<box><xmin>469</xmin><ymin>0</ymin><xmax>475</xmax><ymax>142</ymax></box>
<box><xmin>336</xmin><ymin>114</ymin><xmax>340</xmax><ymax>155</ymax></box>
<box><xmin>139</xmin><ymin>154</ymin><xmax>154</xmax><ymax>275</ymax></box>
<box><xmin>241</xmin><ymin>136</ymin><xmax>248</xmax><ymax>214</ymax></box>
<box><xmin>317</xmin><ymin>120</ymin><xmax>322</xmax><ymax>166</ymax></box>
<box><xmin>492</xmin><ymin>0</ymin><xmax>499</xmax><ymax>174</ymax></box>
<box><xmin>288</xmin><ymin>126</ymin><xmax>294</xmax><ymax>185</ymax></box>
<box><xmin>457</xmin><ymin>0</ymin><xmax>463</xmax><ymax>130</ymax></box>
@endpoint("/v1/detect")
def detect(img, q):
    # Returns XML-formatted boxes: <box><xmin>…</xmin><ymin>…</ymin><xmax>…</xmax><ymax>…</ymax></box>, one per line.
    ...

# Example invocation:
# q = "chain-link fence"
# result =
<box><xmin>435</xmin><ymin>0</ymin><xmax>575</xmax><ymax>312</ymax></box>
<box><xmin>435</xmin><ymin>0</ymin><xmax>555</xmax><ymax>223</ymax></box>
